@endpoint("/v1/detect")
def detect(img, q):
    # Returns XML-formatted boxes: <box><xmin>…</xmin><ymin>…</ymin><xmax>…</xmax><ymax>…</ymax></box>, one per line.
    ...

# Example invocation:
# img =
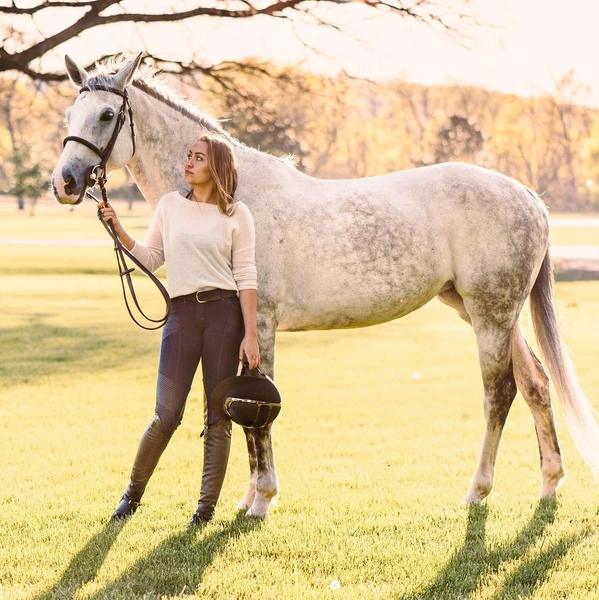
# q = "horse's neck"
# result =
<box><xmin>124</xmin><ymin>88</ymin><xmax>197</xmax><ymax>208</ymax></box>
<box><xmin>125</xmin><ymin>85</ymin><xmax>304</xmax><ymax>211</ymax></box>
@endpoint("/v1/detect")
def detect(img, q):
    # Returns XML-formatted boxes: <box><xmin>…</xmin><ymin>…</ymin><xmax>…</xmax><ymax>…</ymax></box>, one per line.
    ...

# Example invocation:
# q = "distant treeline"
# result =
<box><xmin>2</xmin><ymin>65</ymin><xmax>598</xmax><ymax>212</ymax></box>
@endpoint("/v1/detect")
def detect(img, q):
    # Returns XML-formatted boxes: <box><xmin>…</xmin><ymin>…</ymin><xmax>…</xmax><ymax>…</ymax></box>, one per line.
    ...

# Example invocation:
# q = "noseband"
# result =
<box><xmin>63</xmin><ymin>84</ymin><xmax>136</xmax><ymax>186</ymax></box>
<box><xmin>62</xmin><ymin>84</ymin><xmax>170</xmax><ymax>331</ymax></box>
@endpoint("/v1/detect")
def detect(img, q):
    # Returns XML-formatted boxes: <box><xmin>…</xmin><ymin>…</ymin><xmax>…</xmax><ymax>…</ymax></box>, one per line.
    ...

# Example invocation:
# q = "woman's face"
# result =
<box><xmin>184</xmin><ymin>140</ymin><xmax>212</xmax><ymax>186</ymax></box>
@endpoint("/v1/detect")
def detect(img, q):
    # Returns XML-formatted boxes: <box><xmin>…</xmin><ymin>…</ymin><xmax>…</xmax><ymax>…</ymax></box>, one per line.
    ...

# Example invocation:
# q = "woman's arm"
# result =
<box><xmin>238</xmin><ymin>288</ymin><xmax>260</xmax><ymax>369</ymax></box>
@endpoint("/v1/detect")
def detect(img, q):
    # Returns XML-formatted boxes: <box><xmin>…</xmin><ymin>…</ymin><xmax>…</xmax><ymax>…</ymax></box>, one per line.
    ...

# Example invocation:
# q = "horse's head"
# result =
<box><xmin>52</xmin><ymin>53</ymin><xmax>143</xmax><ymax>205</ymax></box>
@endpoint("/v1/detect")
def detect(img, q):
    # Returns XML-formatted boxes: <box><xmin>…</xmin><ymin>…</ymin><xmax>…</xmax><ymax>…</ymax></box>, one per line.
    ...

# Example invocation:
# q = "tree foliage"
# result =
<box><xmin>434</xmin><ymin>115</ymin><xmax>484</xmax><ymax>164</ymax></box>
<box><xmin>199</xmin><ymin>66</ymin><xmax>599</xmax><ymax>210</ymax></box>
<box><xmin>222</xmin><ymin>90</ymin><xmax>309</xmax><ymax>169</ymax></box>
<box><xmin>1</xmin><ymin>60</ymin><xmax>597</xmax><ymax>212</ymax></box>
<box><xmin>0</xmin><ymin>75</ymin><xmax>60</xmax><ymax>210</ymax></box>
<box><xmin>8</xmin><ymin>144</ymin><xmax>48</xmax><ymax>210</ymax></box>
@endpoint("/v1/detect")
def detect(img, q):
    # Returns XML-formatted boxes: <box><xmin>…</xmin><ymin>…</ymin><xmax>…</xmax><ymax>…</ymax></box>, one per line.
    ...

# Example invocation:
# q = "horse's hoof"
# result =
<box><xmin>245</xmin><ymin>507</ymin><xmax>267</xmax><ymax>519</ymax></box>
<box><xmin>538</xmin><ymin>483</ymin><xmax>559</xmax><ymax>499</ymax></box>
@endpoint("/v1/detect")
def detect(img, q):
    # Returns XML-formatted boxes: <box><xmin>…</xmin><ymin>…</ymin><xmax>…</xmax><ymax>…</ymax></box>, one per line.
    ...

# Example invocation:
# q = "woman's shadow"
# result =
<box><xmin>402</xmin><ymin>498</ymin><xmax>588</xmax><ymax>600</ymax></box>
<box><xmin>35</xmin><ymin>519</ymin><xmax>126</xmax><ymax>600</ymax></box>
<box><xmin>35</xmin><ymin>511</ymin><xmax>263</xmax><ymax>599</ymax></box>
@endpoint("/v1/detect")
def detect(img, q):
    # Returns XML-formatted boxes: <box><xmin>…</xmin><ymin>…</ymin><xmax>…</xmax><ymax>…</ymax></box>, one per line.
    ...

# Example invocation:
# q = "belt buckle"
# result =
<box><xmin>195</xmin><ymin>291</ymin><xmax>208</xmax><ymax>303</ymax></box>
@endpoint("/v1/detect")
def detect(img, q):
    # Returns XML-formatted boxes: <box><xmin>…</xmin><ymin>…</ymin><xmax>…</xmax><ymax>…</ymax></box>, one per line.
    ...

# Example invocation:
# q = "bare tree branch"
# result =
<box><xmin>0</xmin><ymin>0</ymin><xmax>479</xmax><ymax>81</ymax></box>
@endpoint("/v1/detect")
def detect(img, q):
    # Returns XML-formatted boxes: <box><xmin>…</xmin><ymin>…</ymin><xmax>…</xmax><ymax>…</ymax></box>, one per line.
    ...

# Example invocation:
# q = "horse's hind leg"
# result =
<box><xmin>512</xmin><ymin>322</ymin><xmax>565</xmax><ymax>497</ymax></box>
<box><xmin>439</xmin><ymin>288</ymin><xmax>518</xmax><ymax>503</ymax></box>
<box><xmin>463</xmin><ymin>313</ymin><xmax>519</xmax><ymax>504</ymax></box>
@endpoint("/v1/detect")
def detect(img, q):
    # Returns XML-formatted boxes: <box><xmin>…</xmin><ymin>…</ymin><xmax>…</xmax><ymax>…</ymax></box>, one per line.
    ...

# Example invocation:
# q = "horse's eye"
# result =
<box><xmin>100</xmin><ymin>109</ymin><xmax>114</xmax><ymax>122</ymax></box>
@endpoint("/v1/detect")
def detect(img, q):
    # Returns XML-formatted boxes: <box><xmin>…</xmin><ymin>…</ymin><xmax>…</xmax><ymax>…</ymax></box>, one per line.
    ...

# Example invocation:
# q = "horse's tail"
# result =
<box><xmin>530</xmin><ymin>248</ymin><xmax>599</xmax><ymax>477</ymax></box>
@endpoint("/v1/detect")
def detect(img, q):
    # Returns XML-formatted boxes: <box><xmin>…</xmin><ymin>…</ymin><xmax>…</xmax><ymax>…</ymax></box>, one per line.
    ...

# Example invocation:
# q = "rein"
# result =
<box><xmin>64</xmin><ymin>84</ymin><xmax>171</xmax><ymax>330</ymax></box>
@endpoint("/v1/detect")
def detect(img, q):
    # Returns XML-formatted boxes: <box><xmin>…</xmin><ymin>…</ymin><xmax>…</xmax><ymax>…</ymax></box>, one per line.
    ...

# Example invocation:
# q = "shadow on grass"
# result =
<box><xmin>34</xmin><ymin>512</ymin><xmax>262</xmax><ymax>599</ymax></box>
<box><xmin>35</xmin><ymin>519</ymin><xmax>127</xmax><ymax>600</ymax></box>
<box><xmin>403</xmin><ymin>498</ymin><xmax>589</xmax><ymax>600</ymax></box>
<box><xmin>0</xmin><ymin>316</ymin><xmax>156</xmax><ymax>388</ymax></box>
<box><xmin>85</xmin><ymin>512</ymin><xmax>264</xmax><ymax>599</ymax></box>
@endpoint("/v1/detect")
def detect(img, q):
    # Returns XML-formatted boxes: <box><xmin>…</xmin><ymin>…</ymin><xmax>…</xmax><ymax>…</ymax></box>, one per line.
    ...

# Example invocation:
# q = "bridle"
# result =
<box><xmin>62</xmin><ymin>84</ymin><xmax>171</xmax><ymax>330</ymax></box>
<box><xmin>63</xmin><ymin>85</ymin><xmax>136</xmax><ymax>188</ymax></box>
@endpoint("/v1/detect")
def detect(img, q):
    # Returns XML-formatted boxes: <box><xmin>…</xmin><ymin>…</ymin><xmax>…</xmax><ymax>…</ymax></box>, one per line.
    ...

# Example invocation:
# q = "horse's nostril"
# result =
<box><xmin>63</xmin><ymin>170</ymin><xmax>77</xmax><ymax>196</ymax></box>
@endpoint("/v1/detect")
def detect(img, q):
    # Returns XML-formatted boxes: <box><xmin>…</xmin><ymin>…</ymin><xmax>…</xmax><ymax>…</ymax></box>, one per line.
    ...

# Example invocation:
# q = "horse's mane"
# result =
<box><xmin>86</xmin><ymin>55</ymin><xmax>297</xmax><ymax>168</ymax></box>
<box><xmin>87</xmin><ymin>56</ymin><xmax>227</xmax><ymax>138</ymax></box>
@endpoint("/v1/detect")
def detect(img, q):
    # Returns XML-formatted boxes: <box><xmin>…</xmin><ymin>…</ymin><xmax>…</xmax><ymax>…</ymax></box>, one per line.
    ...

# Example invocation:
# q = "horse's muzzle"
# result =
<box><xmin>52</xmin><ymin>171</ymin><xmax>87</xmax><ymax>205</ymax></box>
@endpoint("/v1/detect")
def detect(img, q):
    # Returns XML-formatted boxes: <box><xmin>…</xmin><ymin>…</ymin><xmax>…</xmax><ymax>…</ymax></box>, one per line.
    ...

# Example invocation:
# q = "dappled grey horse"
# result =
<box><xmin>53</xmin><ymin>54</ymin><xmax>599</xmax><ymax>517</ymax></box>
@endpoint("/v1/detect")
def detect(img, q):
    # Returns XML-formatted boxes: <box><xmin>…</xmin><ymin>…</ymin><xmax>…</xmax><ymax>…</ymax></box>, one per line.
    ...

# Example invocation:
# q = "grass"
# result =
<box><xmin>1</xmin><ymin>202</ymin><xmax>599</xmax><ymax>599</ymax></box>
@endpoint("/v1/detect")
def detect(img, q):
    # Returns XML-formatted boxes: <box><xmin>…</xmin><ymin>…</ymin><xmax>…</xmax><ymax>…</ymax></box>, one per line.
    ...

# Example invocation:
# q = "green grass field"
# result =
<box><xmin>1</xmin><ymin>200</ymin><xmax>599</xmax><ymax>599</ymax></box>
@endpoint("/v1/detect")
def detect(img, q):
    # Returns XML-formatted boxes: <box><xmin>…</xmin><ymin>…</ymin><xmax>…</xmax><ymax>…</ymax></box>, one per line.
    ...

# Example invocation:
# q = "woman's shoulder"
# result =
<box><xmin>159</xmin><ymin>190</ymin><xmax>186</xmax><ymax>204</ymax></box>
<box><xmin>154</xmin><ymin>190</ymin><xmax>186</xmax><ymax>211</ymax></box>
<box><xmin>231</xmin><ymin>201</ymin><xmax>253</xmax><ymax>220</ymax></box>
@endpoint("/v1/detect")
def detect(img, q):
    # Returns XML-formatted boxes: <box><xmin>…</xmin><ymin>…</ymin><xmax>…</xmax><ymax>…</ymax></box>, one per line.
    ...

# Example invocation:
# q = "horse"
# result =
<box><xmin>52</xmin><ymin>54</ymin><xmax>599</xmax><ymax>519</ymax></box>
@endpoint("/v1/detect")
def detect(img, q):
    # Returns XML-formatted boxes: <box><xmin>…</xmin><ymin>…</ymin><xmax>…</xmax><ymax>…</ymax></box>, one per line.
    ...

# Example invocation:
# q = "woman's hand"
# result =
<box><xmin>97</xmin><ymin>201</ymin><xmax>135</xmax><ymax>251</ymax></box>
<box><xmin>98</xmin><ymin>201</ymin><xmax>119</xmax><ymax>227</ymax></box>
<box><xmin>240</xmin><ymin>334</ymin><xmax>260</xmax><ymax>370</ymax></box>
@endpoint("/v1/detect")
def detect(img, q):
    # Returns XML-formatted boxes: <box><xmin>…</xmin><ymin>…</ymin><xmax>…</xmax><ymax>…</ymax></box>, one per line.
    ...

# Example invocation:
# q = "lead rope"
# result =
<box><xmin>86</xmin><ymin>169</ymin><xmax>171</xmax><ymax>330</ymax></box>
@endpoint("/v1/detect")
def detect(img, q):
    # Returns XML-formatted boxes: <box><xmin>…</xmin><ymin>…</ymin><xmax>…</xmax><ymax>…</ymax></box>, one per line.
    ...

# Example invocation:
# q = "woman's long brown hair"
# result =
<box><xmin>199</xmin><ymin>133</ymin><xmax>238</xmax><ymax>216</ymax></box>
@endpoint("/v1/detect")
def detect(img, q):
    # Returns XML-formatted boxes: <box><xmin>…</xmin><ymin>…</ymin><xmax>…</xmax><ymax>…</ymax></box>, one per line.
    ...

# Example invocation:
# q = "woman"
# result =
<box><xmin>100</xmin><ymin>132</ymin><xmax>260</xmax><ymax>526</ymax></box>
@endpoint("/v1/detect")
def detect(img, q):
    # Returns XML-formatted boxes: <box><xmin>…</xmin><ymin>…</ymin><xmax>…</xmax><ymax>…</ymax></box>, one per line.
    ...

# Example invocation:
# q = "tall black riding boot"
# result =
<box><xmin>188</xmin><ymin>419</ymin><xmax>232</xmax><ymax>526</ymax></box>
<box><xmin>112</xmin><ymin>414</ymin><xmax>171</xmax><ymax>520</ymax></box>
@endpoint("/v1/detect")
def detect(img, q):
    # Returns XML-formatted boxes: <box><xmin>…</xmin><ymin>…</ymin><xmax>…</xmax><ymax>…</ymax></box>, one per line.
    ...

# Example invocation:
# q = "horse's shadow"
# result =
<box><xmin>403</xmin><ymin>498</ymin><xmax>588</xmax><ymax>600</ymax></box>
<box><xmin>35</xmin><ymin>512</ymin><xmax>263</xmax><ymax>599</ymax></box>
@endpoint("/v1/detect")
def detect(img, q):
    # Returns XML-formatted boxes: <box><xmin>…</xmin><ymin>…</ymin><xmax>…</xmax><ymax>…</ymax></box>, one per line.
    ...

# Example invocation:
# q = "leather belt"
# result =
<box><xmin>173</xmin><ymin>289</ymin><xmax>238</xmax><ymax>303</ymax></box>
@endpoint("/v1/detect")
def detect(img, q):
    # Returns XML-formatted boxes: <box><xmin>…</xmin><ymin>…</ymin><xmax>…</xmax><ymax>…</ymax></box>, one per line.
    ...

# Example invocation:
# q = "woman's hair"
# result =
<box><xmin>199</xmin><ymin>133</ymin><xmax>238</xmax><ymax>216</ymax></box>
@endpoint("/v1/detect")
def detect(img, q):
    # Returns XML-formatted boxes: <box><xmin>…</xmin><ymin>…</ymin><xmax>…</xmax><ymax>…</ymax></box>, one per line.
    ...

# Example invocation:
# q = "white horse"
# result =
<box><xmin>53</xmin><ymin>54</ymin><xmax>599</xmax><ymax>518</ymax></box>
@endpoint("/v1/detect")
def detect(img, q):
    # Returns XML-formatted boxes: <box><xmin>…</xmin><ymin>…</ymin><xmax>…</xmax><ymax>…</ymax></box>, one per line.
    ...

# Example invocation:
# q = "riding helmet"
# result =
<box><xmin>212</xmin><ymin>363</ymin><xmax>281</xmax><ymax>428</ymax></box>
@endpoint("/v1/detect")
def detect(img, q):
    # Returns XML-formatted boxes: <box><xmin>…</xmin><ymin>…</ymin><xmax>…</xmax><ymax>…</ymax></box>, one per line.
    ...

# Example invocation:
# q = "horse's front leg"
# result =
<box><xmin>238</xmin><ymin>315</ymin><xmax>279</xmax><ymax>517</ymax></box>
<box><xmin>242</xmin><ymin>424</ymin><xmax>279</xmax><ymax>517</ymax></box>
<box><xmin>237</xmin><ymin>430</ymin><xmax>258</xmax><ymax>510</ymax></box>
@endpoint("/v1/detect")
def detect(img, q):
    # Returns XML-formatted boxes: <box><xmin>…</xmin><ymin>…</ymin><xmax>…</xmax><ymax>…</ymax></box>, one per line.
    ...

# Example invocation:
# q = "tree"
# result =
<box><xmin>434</xmin><ymin>114</ymin><xmax>484</xmax><ymax>163</ymax></box>
<box><xmin>7</xmin><ymin>144</ymin><xmax>49</xmax><ymax>213</ymax></box>
<box><xmin>1</xmin><ymin>0</ymin><xmax>479</xmax><ymax>82</ymax></box>
<box><xmin>0</xmin><ymin>75</ymin><xmax>59</xmax><ymax>211</ymax></box>
<box><xmin>222</xmin><ymin>90</ymin><xmax>308</xmax><ymax>169</ymax></box>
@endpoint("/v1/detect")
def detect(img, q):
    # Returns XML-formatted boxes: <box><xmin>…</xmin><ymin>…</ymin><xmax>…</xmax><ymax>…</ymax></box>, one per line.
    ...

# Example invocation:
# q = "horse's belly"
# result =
<box><xmin>276</xmin><ymin>272</ymin><xmax>449</xmax><ymax>332</ymax></box>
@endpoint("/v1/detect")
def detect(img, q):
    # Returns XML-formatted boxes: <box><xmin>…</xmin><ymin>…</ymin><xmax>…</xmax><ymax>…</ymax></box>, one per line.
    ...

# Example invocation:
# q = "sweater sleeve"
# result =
<box><xmin>129</xmin><ymin>199</ymin><xmax>166</xmax><ymax>273</ymax></box>
<box><xmin>232</xmin><ymin>203</ymin><xmax>258</xmax><ymax>290</ymax></box>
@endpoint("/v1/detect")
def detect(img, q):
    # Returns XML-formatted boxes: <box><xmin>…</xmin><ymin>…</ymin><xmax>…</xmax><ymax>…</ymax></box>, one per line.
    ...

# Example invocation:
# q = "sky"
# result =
<box><xmin>31</xmin><ymin>0</ymin><xmax>599</xmax><ymax>105</ymax></box>
<box><xmin>214</xmin><ymin>0</ymin><xmax>599</xmax><ymax>105</ymax></box>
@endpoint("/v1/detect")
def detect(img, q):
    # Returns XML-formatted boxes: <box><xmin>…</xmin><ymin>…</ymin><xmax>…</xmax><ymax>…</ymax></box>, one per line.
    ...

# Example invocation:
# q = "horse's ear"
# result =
<box><xmin>112</xmin><ymin>52</ymin><xmax>144</xmax><ymax>90</ymax></box>
<box><xmin>65</xmin><ymin>55</ymin><xmax>89</xmax><ymax>88</ymax></box>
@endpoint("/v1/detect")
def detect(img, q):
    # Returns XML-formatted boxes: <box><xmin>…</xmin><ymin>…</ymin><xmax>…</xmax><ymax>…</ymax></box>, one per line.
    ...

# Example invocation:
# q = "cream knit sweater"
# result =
<box><xmin>130</xmin><ymin>191</ymin><xmax>257</xmax><ymax>298</ymax></box>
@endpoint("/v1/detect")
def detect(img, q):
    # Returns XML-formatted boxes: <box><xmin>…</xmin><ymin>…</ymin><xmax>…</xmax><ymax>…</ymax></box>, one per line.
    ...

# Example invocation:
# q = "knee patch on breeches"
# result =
<box><xmin>156</xmin><ymin>372</ymin><xmax>186</xmax><ymax>437</ymax></box>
